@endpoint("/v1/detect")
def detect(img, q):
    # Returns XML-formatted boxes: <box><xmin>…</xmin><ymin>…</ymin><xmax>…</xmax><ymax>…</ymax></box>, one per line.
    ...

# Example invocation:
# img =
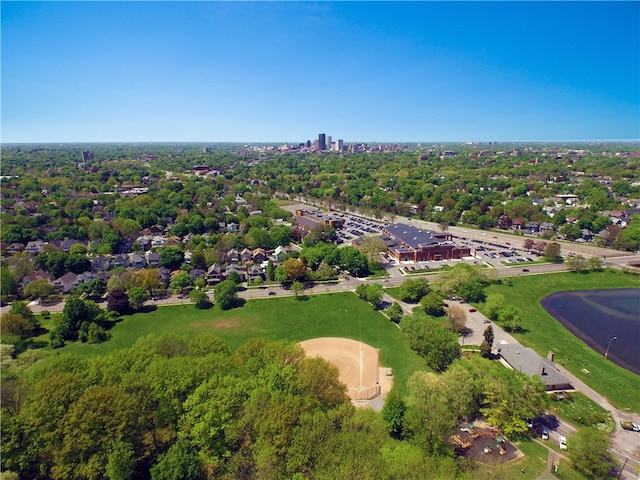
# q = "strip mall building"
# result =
<box><xmin>381</xmin><ymin>223</ymin><xmax>471</xmax><ymax>262</ymax></box>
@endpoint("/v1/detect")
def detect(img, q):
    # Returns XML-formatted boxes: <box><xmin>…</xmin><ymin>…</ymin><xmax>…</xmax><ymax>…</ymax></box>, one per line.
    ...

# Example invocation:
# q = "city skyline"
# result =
<box><xmin>2</xmin><ymin>1</ymin><xmax>639</xmax><ymax>144</ymax></box>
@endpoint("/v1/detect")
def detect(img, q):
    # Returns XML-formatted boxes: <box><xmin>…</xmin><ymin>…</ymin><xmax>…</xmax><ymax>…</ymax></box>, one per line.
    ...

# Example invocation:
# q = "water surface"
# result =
<box><xmin>541</xmin><ymin>288</ymin><xmax>640</xmax><ymax>375</ymax></box>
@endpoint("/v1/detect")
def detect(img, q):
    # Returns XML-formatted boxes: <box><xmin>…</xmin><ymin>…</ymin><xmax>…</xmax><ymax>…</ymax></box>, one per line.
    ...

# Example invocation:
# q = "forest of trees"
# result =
<box><xmin>1</xmin><ymin>333</ymin><xmax>550</xmax><ymax>480</ymax></box>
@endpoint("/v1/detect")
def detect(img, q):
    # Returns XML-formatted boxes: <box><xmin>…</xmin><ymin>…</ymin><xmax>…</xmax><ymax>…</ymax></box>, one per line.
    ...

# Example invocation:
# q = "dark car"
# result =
<box><xmin>522</xmin><ymin>268</ymin><xmax>530</xmax><ymax>272</ymax></box>
<box><xmin>268</xmin><ymin>291</ymin><xmax>276</xmax><ymax>296</ymax></box>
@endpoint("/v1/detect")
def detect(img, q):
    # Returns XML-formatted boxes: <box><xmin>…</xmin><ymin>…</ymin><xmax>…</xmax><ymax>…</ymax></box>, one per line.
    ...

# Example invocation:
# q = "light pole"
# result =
<box><xmin>604</xmin><ymin>336</ymin><xmax>617</xmax><ymax>358</ymax></box>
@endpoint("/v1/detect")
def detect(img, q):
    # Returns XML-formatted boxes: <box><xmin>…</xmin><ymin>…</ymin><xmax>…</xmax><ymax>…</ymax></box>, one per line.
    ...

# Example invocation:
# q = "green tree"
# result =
<box><xmin>457</xmin><ymin>277</ymin><xmax>486</xmax><ymax>303</ymax></box>
<box><xmin>160</xmin><ymin>247</ymin><xmax>184</xmax><ymax>271</ymax></box>
<box><xmin>1</xmin><ymin>313</ymin><xmax>35</xmax><ymax>338</ymax></box>
<box><xmin>401</xmin><ymin>314</ymin><xmax>461</xmax><ymax>372</ymax></box>
<box><xmin>137</xmin><ymin>268</ymin><xmax>164</xmax><ymax>296</ymax></box>
<box><xmin>480</xmin><ymin>371</ymin><xmax>548</xmax><ymax>436</ymax></box>
<box><xmin>190</xmin><ymin>289</ymin><xmax>210</xmax><ymax>309</ymax></box>
<box><xmin>0</xmin><ymin>267</ymin><xmax>17</xmax><ymax>297</ymax></box>
<box><xmin>484</xmin><ymin>293</ymin><xmax>506</xmax><ymax>321</ymax></box>
<box><xmin>399</xmin><ymin>278</ymin><xmax>430</xmax><ymax>303</ymax></box>
<box><xmin>106</xmin><ymin>439</ymin><xmax>135</xmax><ymax>480</ymax></box>
<box><xmin>543</xmin><ymin>242</ymin><xmax>562</xmax><ymax>262</ymax></box>
<box><xmin>127</xmin><ymin>287</ymin><xmax>149</xmax><ymax>310</ymax></box>
<box><xmin>387</xmin><ymin>302</ymin><xmax>404</xmax><ymax>323</ymax></box>
<box><xmin>8</xmin><ymin>301</ymin><xmax>37</xmax><ymax>329</ymax></box>
<box><xmin>403</xmin><ymin>371</ymin><xmax>458</xmax><ymax>456</ymax></box>
<box><xmin>498</xmin><ymin>304</ymin><xmax>522</xmax><ymax>332</ymax></box>
<box><xmin>214</xmin><ymin>280</ymin><xmax>238</xmax><ymax>310</ymax></box>
<box><xmin>568</xmin><ymin>427</ymin><xmax>618</xmax><ymax>479</ymax></box>
<box><xmin>566</xmin><ymin>254</ymin><xmax>588</xmax><ymax>272</ymax></box>
<box><xmin>191</xmin><ymin>250</ymin><xmax>207</xmax><ymax>270</ymax></box>
<box><xmin>170</xmin><ymin>271</ymin><xmax>193</xmax><ymax>295</ymax></box>
<box><xmin>586</xmin><ymin>256</ymin><xmax>604</xmax><ymax>270</ymax></box>
<box><xmin>151</xmin><ymin>439</ymin><xmax>204</xmax><ymax>480</ymax></box>
<box><xmin>381</xmin><ymin>389</ymin><xmax>406</xmax><ymax>439</ymax></box>
<box><xmin>291</xmin><ymin>280</ymin><xmax>305</xmax><ymax>297</ymax></box>
<box><xmin>339</xmin><ymin>246</ymin><xmax>369</xmax><ymax>277</ymax></box>
<box><xmin>480</xmin><ymin>325</ymin><xmax>494</xmax><ymax>358</ymax></box>
<box><xmin>266</xmin><ymin>259</ymin><xmax>275</xmax><ymax>282</ymax></box>
<box><xmin>420</xmin><ymin>291</ymin><xmax>445</xmax><ymax>316</ymax></box>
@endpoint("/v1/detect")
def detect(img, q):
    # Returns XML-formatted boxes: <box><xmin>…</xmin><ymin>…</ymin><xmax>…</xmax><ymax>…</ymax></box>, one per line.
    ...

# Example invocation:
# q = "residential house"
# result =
<box><xmin>25</xmin><ymin>240</ymin><xmax>46</xmax><ymax>254</ymax></box>
<box><xmin>165</xmin><ymin>236</ymin><xmax>181</xmax><ymax>248</ymax></box>
<box><xmin>524</xmin><ymin>222</ymin><xmax>540</xmax><ymax>235</ymax></box>
<box><xmin>189</xmin><ymin>268</ymin><xmax>205</xmax><ymax>281</ymax></box>
<box><xmin>54</xmin><ymin>272</ymin><xmax>80</xmax><ymax>293</ymax></box>
<box><xmin>158</xmin><ymin>268</ymin><xmax>171</xmax><ymax>287</ymax></box>
<box><xmin>511</xmin><ymin>219</ymin><xmax>524</xmax><ymax>231</ymax></box>
<box><xmin>225</xmin><ymin>264</ymin><xmax>246</xmax><ymax>282</ymax></box>
<box><xmin>146</xmin><ymin>252</ymin><xmax>160</xmax><ymax>267</ymax></box>
<box><xmin>540</xmin><ymin>222</ymin><xmax>555</xmax><ymax>234</ymax></box>
<box><xmin>227</xmin><ymin>249</ymin><xmax>239</xmax><ymax>263</ymax></box>
<box><xmin>92</xmin><ymin>255</ymin><xmax>112</xmax><ymax>272</ymax></box>
<box><xmin>252</xmin><ymin>248</ymin><xmax>267</xmax><ymax>263</ymax></box>
<box><xmin>22</xmin><ymin>270</ymin><xmax>54</xmax><ymax>286</ymax></box>
<box><xmin>151</xmin><ymin>236</ymin><xmax>166</xmax><ymax>248</ymax></box>
<box><xmin>206</xmin><ymin>264</ymin><xmax>224</xmax><ymax>285</ymax></box>
<box><xmin>130</xmin><ymin>254</ymin><xmax>146</xmax><ymax>269</ymax></box>
<box><xmin>274</xmin><ymin>245</ymin><xmax>287</xmax><ymax>262</ymax></box>
<box><xmin>112</xmin><ymin>254</ymin><xmax>130</xmax><ymax>269</ymax></box>
<box><xmin>6</xmin><ymin>243</ymin><xmax>25</xmax><ymax>254</ymax></box>
<box><xmin>247</xmin><ymin>265</ymin><xmax>265</xmax><ymax>283</ymax></box>
<box><xmin>135</xmin><ymin>236</ymin><xmax>152</xmax><ymax>251</ymax></box>
<box><xmin>240</xmin><ymin>248</ymin><xmax>252</xmax><ymax>263</ymax></box>
<box><xmin>149</xmin><ymin>224</ymin><xmax>165</xmax><ymax>235</ymax></box>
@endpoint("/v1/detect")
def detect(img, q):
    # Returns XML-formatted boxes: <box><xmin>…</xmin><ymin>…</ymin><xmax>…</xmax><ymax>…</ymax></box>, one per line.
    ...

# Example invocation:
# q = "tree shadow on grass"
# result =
<box><xmin>294</xmin><ymin>295</ymin><xmax>310</xmax><ymax>301</ymax></box>
<box><xmin>138</xmin><ymin>305</ymin><xmax>158</xmax><ymax>314</ymax></box>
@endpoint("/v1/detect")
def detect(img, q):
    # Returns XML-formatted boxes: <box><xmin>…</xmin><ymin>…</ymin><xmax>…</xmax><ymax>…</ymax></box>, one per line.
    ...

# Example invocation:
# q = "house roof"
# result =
<box><xmin>499</xmin><ymin>344</ymin><xmax>571</xmax><ymax>389</ymax></box>
<box><xmin>384</xmin><ymin>223</ymin><xmax>442</xmax><ymax>249</ymax></box>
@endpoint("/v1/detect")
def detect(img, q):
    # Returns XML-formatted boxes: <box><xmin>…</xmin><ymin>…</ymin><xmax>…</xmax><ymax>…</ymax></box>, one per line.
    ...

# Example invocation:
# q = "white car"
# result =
<box><xmin>541</xmin><ymin>429</ymin><xmax>549</xmax><ymax>440</ymax></box>
<box><xmin>559</xmin><ymin>435</ymin><xmax>567</xmax><ymax>450</ymax></box>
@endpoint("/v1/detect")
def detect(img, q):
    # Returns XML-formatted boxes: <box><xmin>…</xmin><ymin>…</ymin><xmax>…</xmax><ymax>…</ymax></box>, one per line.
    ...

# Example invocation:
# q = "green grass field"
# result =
<box><xmin>62</xmin><ymin>292</ymin><xmax>426</xmax><ymax>396</ymax></box>
<box><xmin>501</xmin><ymin>439</ymin><xmax>549</xmax><ymax>479</ymax></box>
<box><xmin>482</xmin><ymin>269</ymin><xmax>640</xmax><ymax>412</ymax></box>
<box><xmin>548</xmin><ymin>392</ymin><xmax>615</xmax><ymax>433</ymax></box>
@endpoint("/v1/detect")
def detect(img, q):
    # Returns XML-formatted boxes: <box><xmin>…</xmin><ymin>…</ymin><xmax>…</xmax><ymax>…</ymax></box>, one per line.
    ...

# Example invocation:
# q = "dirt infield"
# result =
<box><xmin>299</xmin><ymin>337</ymin><xmax>382</xmax><ymax>401</ymax></box>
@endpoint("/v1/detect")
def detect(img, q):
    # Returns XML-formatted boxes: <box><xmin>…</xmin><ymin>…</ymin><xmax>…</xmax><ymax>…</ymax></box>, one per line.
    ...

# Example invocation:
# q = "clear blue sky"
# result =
<box><xmin>2</xmin><ymin>1</ymin><xmax>638</xmax><ymax>143</ymax></box>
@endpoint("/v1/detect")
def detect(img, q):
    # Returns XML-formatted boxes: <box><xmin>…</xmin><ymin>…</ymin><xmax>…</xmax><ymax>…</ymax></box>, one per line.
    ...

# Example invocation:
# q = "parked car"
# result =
<box><xmin>526</xmin><ymin>418</ymin><xmax>534</xmax><ymax>428</ymax></box>
<box><xmin>559</xmin><ymin>435</ymin><xmax>567</xmax><ymax>450</ymax></box>
<box><xmin>541</xmin><ymin>429</ymin><xmax>549</xmax><ymax>440</ymax></box>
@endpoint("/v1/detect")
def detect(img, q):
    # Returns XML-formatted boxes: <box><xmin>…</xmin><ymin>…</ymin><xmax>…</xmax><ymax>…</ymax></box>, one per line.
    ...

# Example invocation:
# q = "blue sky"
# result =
<box><xmin>2</xmin><ymin>1</ymin><xmax>638</xmax><ymax>143</ymax></box>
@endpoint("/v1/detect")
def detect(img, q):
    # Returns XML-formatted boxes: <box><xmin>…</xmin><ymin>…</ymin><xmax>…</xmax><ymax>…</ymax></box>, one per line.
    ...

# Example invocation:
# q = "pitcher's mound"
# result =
<box><xmin>299</xmin><ymin>337</ymin><xmax>381</xmax><ymax>401</ymax></box>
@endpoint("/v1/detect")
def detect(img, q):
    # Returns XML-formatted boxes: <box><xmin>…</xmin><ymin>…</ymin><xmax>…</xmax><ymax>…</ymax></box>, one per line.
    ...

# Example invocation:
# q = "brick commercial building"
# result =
<box><xmin>382</xmin><ymin>223</ymin><xmax>471</xmax><ymax>262</ymax></box>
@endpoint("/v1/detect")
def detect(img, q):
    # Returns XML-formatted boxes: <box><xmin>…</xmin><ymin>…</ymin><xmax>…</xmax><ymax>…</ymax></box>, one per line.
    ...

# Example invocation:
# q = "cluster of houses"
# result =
<box><xmin>5</xmin><ymin>234</ymin><xmax>291</xmax><ymax>296</ymax></box>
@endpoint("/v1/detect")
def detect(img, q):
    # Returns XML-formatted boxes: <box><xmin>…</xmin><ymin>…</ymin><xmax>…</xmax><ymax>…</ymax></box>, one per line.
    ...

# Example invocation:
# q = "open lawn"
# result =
<box><xmin>548</xmin><ymin>392</ymin><xmax>615</xmax><ymax>433</ymax></box>
<box><xmin>61</xmin><ymin>292</ymin><xmax>426</xmax><ymax>396</ymax></box>
<box><xmin>500</xmin><ymin>439</ymin><xmax>549</xmax><ymax>479</ymax></box>
<box><xmin>481</xmin><ymin>269</ymin><xmax>640</xmax><ymax>412</ymax></box>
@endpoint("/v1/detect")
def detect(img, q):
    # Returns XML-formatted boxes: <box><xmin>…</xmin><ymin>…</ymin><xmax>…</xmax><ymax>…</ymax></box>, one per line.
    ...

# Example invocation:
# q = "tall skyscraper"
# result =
<box><xmin>326</xmin><ymin>136</ymin><xmax>332</xmax><ymax>150</ymax></box>
<box><xmin>318</xmin><ymin>133</ymin><xmax>326</xmax><ymax>150</ymax></box>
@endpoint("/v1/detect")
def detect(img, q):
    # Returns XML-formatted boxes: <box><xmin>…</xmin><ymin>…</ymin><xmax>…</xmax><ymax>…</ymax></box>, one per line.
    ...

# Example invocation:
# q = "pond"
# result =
<box><xmin>541</xmin><ymin>288</ymin><xmax>640</xmax><ymax>375</ymax></box>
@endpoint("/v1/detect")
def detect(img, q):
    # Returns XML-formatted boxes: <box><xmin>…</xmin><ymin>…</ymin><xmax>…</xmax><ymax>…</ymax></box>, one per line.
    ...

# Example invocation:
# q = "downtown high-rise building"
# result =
<box><xmin>318</xmin><ymin>133</ymin><xmax>326</xmax><ymax>150</ymax></box>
